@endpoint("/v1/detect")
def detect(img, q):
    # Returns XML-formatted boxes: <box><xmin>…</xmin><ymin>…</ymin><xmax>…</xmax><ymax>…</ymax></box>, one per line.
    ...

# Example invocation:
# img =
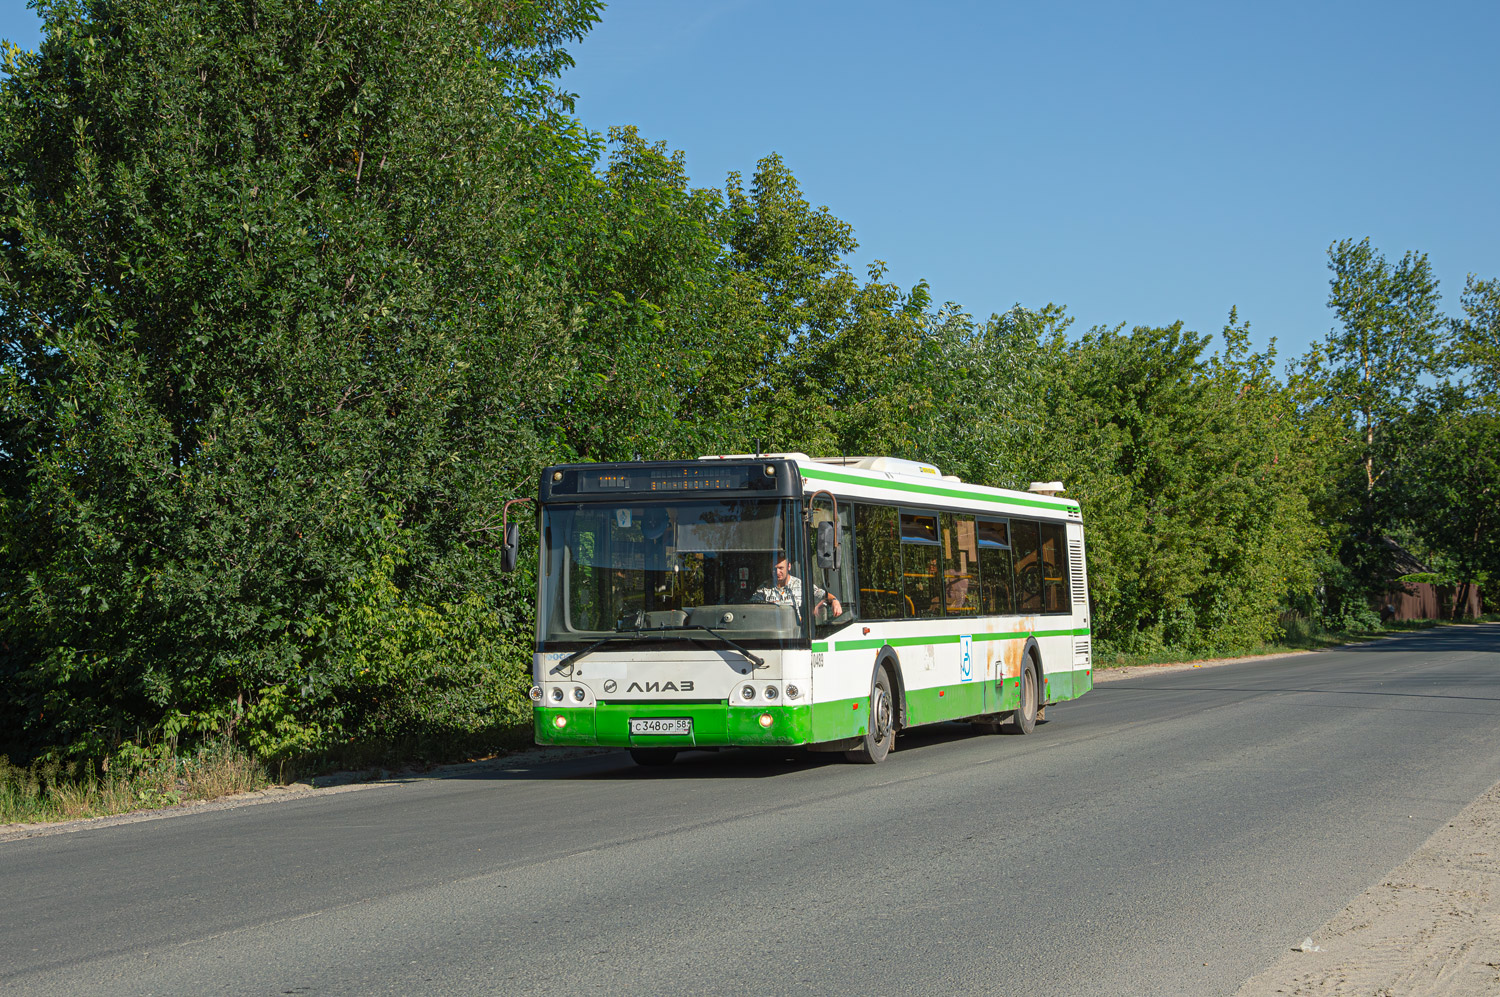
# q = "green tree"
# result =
<box><xmin>790</xmin><ymin>261</ymin><xmax>932</xmax><ymax>458</ymax></box>
<box><xmin>902</xmin><ymin>301</ymin><xmax>1071</xmax><ymax>488</ymax></box>
<box><xmin>722</xmin><ymin>153</ymin><xmax>859</xmax><ymax>453</ymax></box>
<box><xmin>1316</xmin><ymin>237</ymin><xmax>1445</xmax><ymax>495</ymax></box>
<box><xmin>720</xmin><ymin>155</ymin><xmax>941</xmax><ymax>457</ymax></box>
<box><xmin>543</xmin><ymin>125</ymin><xmax>747</xmax><ymax>463</ymax></box>
<box><xmin>0</xmin><ymin>0</ymin><xmax>601</xmax><ymax>760</ymax></box>
<box><xmin>1452</xmin><ymin>274</ymin><xmax>1500</xmax><ymax>405</ymax></box>
<box><xmin>1296</xmin><ymin>238</ymin><xmax>1447</xmax><ymax>610</ymax></box>
<box><xmin>1026</xmin><ymin>316</ymin><xmax>1323</xmax><ymax>653</ymax></box>
<box><xmin>1391</xmin><ymin>394</ymin><xmax>1499</xmax><ymax>617</ymax></box>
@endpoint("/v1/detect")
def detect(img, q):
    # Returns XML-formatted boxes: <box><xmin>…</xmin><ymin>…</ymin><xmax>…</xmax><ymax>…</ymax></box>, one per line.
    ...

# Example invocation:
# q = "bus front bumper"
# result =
<box><xmin>535</xmin><ymin>701</ymin><xmax>813</xmax><ymax>749</ymax></box>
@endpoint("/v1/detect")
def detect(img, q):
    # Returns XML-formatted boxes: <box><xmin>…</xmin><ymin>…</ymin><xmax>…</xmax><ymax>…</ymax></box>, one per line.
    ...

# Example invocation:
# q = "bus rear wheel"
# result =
<box><xmin>629</xmin><ymin>748</ymin><xmax>678</xmax><ymax>767</ymax></box>
<box><xmin>1003</xmin><ymin>659</ymin><xmax>1039</xmax><ymax>735</ymax></box>
<box><xmin>845</xmin><ymin>665</ymin><xmax>895</xmax><ymax>764</ymax></box>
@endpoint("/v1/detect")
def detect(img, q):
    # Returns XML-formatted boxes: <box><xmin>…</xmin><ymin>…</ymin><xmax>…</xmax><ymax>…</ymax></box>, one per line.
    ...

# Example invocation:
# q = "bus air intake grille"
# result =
<box><xmin>1074</xmin><ymin>637</ymin><xmax>1091</xmax><ymax>664</ymax></box>
<box><xmin>1069</xmin><ymin>539</ymin><xmax>1087</xmax><ymax>606</ymax></box>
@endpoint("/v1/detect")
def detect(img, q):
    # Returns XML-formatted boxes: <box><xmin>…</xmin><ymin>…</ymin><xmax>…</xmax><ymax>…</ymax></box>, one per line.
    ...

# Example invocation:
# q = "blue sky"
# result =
<box><xmin>6</xmin><ymin>1</ymin><xmax>1496</xmax><ymax>365</ymax></box>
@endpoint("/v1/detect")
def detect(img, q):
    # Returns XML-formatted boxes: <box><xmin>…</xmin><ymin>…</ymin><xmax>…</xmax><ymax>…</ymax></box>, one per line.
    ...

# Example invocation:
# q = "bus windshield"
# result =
<box><xmin>539</xmin><ymin>498</ymin><xmax>807</xmax><ymax>643</ymax></box>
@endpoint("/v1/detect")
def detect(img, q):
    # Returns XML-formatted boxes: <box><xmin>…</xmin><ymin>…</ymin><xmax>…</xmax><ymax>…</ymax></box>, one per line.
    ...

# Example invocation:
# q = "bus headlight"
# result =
<box><xmin>572</xmin><ymin>687</ymin><xmax>586</xmax><ymax>702</ymax></box>
<box><xmin>763</xmin><ymin>685</ymin><xmax>778</xmax><ymax>700</ymax></box>
<box><xmin>553</xmin><ymin>715</ymin><xmax>567</xmax><ymax>728</ymax></box>
<box><xmin>742</xmin><ymin>684</ymin><xmax>757</xmax><ymax>701</ymax></box>
<box><xmin>758</xmin><ymin>713</ymin><xmax>774</xmax><ymax>728</ymax></box>
<box><xmin>549</xmin><ymin>687</ymin><xmax>564</xmax><ymax>702</ymax></box>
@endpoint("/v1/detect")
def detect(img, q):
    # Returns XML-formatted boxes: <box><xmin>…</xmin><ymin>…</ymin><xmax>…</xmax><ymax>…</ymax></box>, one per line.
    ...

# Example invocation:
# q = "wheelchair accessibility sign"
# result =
<box><xmin>959</xmin><ymin>634</ymin><xmax>973</xmax><ymax>681</ymax></box>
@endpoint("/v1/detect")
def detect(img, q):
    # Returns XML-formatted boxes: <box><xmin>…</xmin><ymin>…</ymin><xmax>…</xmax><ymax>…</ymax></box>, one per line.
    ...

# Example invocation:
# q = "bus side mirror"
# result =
<box><xmin>499</xmin><ymin>497</ymin><xmax>533</xmax><ymax>573</ymax></box>
<box><xmin>816</xmin><ymin>521</ymin><xmax>839</xmax><ymax>570</ymax></box>
<box><xmin>501</xmin><ymin>522</ymin><xmax>521</xmax><ymax>573</ymax></box>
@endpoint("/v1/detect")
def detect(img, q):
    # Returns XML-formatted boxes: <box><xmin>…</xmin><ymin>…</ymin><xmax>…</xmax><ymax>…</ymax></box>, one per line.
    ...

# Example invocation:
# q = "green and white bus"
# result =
<box><xmin>520</xmin><ymin>454</ymin><xmax>1092</xmax><ymax>765</ymax></box>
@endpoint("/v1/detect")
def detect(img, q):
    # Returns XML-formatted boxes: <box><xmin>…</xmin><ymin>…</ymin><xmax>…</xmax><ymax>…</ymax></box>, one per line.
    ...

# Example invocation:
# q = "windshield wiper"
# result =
<box><xmin>554</xmin><ymin>624</ymin><xmax>766</xmax><ymax>674</ymax></box>
<box><xmin>554</xmin><ymin>630</ymin><xmax>644</xmax><ymax>674</ymax></box>
<box><xmin>659</xmin><ymin>625</ymin><xmax>766</xmax><ymax>670</ymax></box>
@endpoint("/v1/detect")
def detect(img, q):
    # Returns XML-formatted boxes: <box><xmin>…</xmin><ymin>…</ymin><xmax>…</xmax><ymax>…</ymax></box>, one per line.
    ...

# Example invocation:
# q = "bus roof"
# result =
<box><xmin>697</xmin><ymin>453</ymin><xmax>1082</xmax><ymax>519</ymax></box>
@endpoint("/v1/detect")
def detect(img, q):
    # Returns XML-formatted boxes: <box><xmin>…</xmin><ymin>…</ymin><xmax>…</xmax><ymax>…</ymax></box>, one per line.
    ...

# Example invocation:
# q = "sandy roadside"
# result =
<box><xmin>1231</xmin><ymin>776</ymin><xmax>1500</xmax><ymax>996</ymax></box>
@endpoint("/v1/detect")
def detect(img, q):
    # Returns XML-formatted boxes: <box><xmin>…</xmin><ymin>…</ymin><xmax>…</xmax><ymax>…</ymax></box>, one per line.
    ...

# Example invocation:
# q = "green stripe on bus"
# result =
<box><xmin>891</xmin><ymin>634</ymin><xmax>961</xmax><ymax>647</ymax></box>
<box><xmin>829</xmin><ymin>627</ymin><xmax>1089</xmax><ymax>652</ymax></box>
<box><xmin>799</xmin><ymin>464</ymin><xmax>1076</xmax><ymax>512</ymax></box>
<box><xmin>832</xmin><ymin>634</ymin><xmax>957</xmax><ymax>651</ymax></box>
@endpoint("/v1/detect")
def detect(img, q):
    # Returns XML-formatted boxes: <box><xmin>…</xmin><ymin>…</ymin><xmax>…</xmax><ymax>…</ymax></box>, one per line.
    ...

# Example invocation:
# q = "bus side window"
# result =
<box><xmin>1012</xmin><ymin>519</ymin><xmax>1043</xmax><ymax>614</ymax></box>
<box><xmin>854</xmin><ymin>504</ymin><xmax>902</xmax><ymax>619</ymax></box>
<box><xmin>977</xmin><ymin>518</ymin><xmax>1014</xmax><ymax>615</ymax></box>
<box><xmin>900</xmin><ymin>511</ymin><xmax>943</xmax><ymax>619</ymax></box>
<box><xmin>941</xmin><ymin>512</ymin><xmax>979</xmax><ymax>615</ymax></box>
<box><xmin>812</xmin><ymin>504</ymin><xmax>857</xmax><ymax>636</ymax></box>
<box><xmin>1039</xmin><ymin>521</ymin><xmax>1069</xmax><ymax>613</ymax></box>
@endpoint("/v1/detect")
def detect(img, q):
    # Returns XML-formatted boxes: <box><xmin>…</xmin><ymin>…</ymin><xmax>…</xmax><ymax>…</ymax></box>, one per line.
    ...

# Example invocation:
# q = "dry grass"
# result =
<box><xmin>1</xmin><ymin>742</ymin><xmax>270</xmax><ymax>826</ymax></box>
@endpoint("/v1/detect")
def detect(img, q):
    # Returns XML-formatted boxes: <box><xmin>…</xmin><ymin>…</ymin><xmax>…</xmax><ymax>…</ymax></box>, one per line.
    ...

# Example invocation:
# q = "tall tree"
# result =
<box><xmin>543</xmin><ymin>125</ymin><xmax>745</xmax><ymax>464</ymax></box>
<box><xmin>1295</xmin><ymin>238</ymin><xmax>1447</xmax><ymax>610</ymax></box>
<box><xmin>1314</xmin><ymin>237</ymin><xmax>1446</xmax><ymax>502</ymax></box>
<box><xmin>1452</xmin><ymin>274</ymin><xmax>1500</xmax><ymax>406</ymax></box>
<box><xmin>0</xmin><ymin>0</ymin><xmax>601</xmax><ymax>759</ymax></box>
<box><xmin>723</xmin><ymin>153</ymin><xmax>859</xmax><ymax>453</ymax></box>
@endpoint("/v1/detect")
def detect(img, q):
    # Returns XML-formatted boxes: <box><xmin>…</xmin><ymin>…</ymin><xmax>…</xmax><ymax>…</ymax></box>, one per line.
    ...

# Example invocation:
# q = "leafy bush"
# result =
<box><xmin>1325</xmin><ymin>601</ymin><xmax>1383</xmax><ymax>634</ymax></box>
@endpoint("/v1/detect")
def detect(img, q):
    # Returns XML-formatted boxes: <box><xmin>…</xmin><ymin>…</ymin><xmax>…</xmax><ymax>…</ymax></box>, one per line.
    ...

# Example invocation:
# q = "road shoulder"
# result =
<box><xmin>1233</xmin><ymin>776</ymin><xmax>1500</xmax><ymax>996</ymax></box>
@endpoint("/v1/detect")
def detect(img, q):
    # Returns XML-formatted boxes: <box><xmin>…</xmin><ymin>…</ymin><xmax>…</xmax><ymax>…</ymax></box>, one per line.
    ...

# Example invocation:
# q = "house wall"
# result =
<box><xmin>1375</xmin><ymin>583</ymin><xmax>1484</xmax><ymax>621</ymax></box>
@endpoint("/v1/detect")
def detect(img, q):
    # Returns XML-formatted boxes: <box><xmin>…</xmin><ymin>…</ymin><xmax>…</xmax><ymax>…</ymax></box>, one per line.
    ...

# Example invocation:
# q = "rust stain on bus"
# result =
<box><xmin>1002</xmin><ymin>638</ymin><xmax>1023</xmax><ymax>679</ymax></box>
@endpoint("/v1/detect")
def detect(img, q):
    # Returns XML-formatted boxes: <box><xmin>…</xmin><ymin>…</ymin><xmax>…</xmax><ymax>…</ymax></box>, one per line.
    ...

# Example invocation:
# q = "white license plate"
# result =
<box><xmin>629</xmin><ymin>717</ymin><xmax>692</xmax><ymax>736</ymax></box>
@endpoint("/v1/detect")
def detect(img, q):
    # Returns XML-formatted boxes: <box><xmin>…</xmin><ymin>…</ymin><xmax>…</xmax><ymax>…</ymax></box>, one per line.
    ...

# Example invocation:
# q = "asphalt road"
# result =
<box><xmin>4</xmin><ymin>624</ymin><xmax>1499</xmax><ymax>996</ymax></box>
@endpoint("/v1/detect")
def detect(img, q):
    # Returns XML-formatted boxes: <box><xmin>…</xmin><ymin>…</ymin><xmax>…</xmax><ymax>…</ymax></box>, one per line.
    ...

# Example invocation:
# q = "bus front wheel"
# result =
<box><xmin>1003</xmin><ymin>659</ymin><xmax>1039</xmax><ymax>735</ymax></box>
<box><xmin>845</xmin><ymin>665</ymin><xmax>895</xmax><ymax>764</ymax></box>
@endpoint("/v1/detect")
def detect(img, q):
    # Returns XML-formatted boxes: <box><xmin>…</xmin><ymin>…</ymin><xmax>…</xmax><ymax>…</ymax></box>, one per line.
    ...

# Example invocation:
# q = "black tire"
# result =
<box><xmin>845</xmin><ymin>665</ymin><xmax>895</xmax><ymax>763</ymax></box>
<box><xmin>629</xmin><ymin>747</ymin><xmax>678</xmax><ymax>767</ymax></box>
<box><xmin>1003</xmin><ymin>658</ymin><xmax>1039</xmax><ymax>735</ymax></box>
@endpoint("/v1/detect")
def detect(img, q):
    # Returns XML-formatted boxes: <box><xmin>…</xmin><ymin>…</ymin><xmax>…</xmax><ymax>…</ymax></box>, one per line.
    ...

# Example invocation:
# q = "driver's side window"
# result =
<box><xmin>812</xmin><ymin>504</ymin><xmax>856</xmax><ymax>638</ymax></box>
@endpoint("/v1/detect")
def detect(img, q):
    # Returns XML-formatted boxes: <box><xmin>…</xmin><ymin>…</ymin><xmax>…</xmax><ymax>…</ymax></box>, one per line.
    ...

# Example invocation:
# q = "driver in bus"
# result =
<box><xmin>752</xmin><ymin>552</ymin><xmax>843</xmax><ymax>621</ymax></box>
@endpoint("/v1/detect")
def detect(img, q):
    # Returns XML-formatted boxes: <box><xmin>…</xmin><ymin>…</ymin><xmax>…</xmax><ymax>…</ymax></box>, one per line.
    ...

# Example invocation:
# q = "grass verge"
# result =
<box><xmin>270</xmin><ymin>723</ymin><xmax>536</xmax><ymax>784</ymax></box>
<box><xmin>1</xmin><ymin>741</ymin><xmax>268</xmax><ymax>826</ymax></box>
<box><xmin>1092</xmin><ymin>617</ymin><xmax>1471</xmax><ymax>671</ymax></box>
<box><xmin>2</xmin><ymin>722</ymin><xmax>538</xmax><ymax>828</ymax></box>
